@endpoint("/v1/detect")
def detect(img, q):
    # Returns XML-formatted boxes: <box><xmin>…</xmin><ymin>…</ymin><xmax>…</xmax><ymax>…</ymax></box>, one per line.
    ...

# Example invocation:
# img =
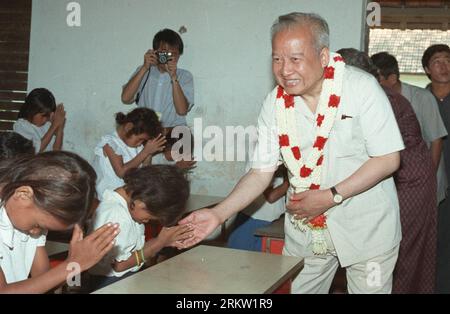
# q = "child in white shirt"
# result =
<box><xmin>89</xmin><ymin>165</ymin><xmax>192</xmax><ymax>291</ymax></box>
<box><xmin>93</xmin><ymin>108</ymin><xmax>167</xmax><ymax>200</ymax></box>
<box><xmin>0</xmin><ymin>151</ymin><xmax>119</xmax><ymax>293</ymax></box>
<box><xmin>13</xmin><ymin>88</ymin><xmax>66</xmax><ymax>153</ymax></box>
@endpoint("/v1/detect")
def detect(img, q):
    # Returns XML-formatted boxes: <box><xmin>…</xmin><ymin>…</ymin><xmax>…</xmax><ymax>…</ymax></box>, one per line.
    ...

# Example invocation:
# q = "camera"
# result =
<box><xmin>157</xmin><ymin>51</ymin><xmax>173</xmax><ymax>64</ymax></box>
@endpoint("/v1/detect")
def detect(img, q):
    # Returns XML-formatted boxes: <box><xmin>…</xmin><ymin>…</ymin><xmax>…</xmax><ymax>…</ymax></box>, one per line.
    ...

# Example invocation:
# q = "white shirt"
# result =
<box><xmin>93</xmin><ymin>131</ymin><xmax>143</xmax><ymax>201</ymax></box>
<box><xmin>252</xmin><ymin>66</ymin><xmax>405</xmax><ymax>266</ymax></box>
<box><xmin>89</xmin><ymin>190</ymin><xmax>145</xmax><ymax>277</ymax></box>
<box><xmin>13</xmin><ymin>119</ymin><xmax>55</xmax><ymax>153</ymax></box>
<box><xmin>401</xmin><ymin>82</ymin><xmax>448</xmax><ymax>202</ymax></box>
<box><xmin>0</xmin><ymin>205</ymin><xmax>46</xmax><ymax>284</ymax></box>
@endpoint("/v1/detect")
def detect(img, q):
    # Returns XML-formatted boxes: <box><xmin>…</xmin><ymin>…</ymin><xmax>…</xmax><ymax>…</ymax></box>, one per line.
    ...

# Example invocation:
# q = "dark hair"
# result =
<box><xmin>152</xmin><ymin>29</ymin><xmax>184</xmax><ymax>55</ymax></box>
<box><xmin>337</xmin><ymin>48</ymin><xmax>379</xmax><ymax>79</ymax></box>
<box><xmin>370</xmin><ymin>52</ymin><xmax>400</xmax><ymax>80</ymax></box>
<box><xmin>422</xmin><ymin>44</ymin><xmax>450</xmax><ymax>79</ymax></box>
<box><xmin>0</xmin><ymin>151</ymin><xmax>97</xmax><ymax>226</ymax></box>
<box><xmin>123</xmin><ymin>165</ymin><xmax>189</xmax><ymax>226</ymax></box>
<box><xmin>115</xmin><ymin>108</ymin><xmax>162</xmax><ymax>138</ymax></box>
<box><xmin>18</xmin><ymin>88</ymin><xmax>56</xmax><ymax>121</ymax></box>
<box><xmin>0</xmin><ymin>132</ymin><xmax>34</xmax><ymax>159</ymax></box>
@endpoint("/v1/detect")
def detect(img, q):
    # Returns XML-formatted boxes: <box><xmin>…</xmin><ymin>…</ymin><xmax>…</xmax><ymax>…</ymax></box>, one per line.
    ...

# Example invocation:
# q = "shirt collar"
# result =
<box><xmin>0</xmin><ymin>206</ymin><xmax>15</xmax><ymax>249</ymax></box>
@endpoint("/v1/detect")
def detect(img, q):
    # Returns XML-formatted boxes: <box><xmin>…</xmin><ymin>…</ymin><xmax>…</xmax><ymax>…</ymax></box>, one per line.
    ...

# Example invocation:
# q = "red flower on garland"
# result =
<box><xmin>316</xmin><ymin>114</ymin><xmax>325</xmax><ymax>127</ymax></box>
<box><xmin>310</xmin><ymin>215</ymin><xmax>327</xmax><ymax>228</ymax></box>
<box><xmin>328</xmin><ymin>94</ymin><xmax>341</xmax><ymax>108</ymax></box>
<box><xmin>324</xmin><ymin>66</ymin><xmax>335</xmax><ymax>79</ymax></box>
<box><xmin>276</xmin><ymin>86</ymin><xmax>284</xmax><ymax>99</ymax></box>
<box><xmin>313</xmin><ymin>136</ymin><xmax>327</xmax><ymax>151</ymax></box>
<box><xmin>310</xmin><ymin>184</ymin><xmax>320</xmax><ymax>190</ymax></box>
<box><xmin>291</xmin><ymin>146</ymin><xmax>301</xmax><ymax>160</ymax></box>
<box><xmin>279</xmin><ymin>134</ymin><xmax>290</xmax><ymax>147</ymax></box>
<box><xmin>300</xmin><ymin>165</ymin><xmax>312</xmax><ymax>178</ymax></box>
<box><xmin>316</xmin><ymin>155</ymin><xmax>324</xmax><ymax>166</ymax></box>
<box><xmin>283</xmin><ymin>94</ymin><xmax>295</xmax><ymax>108</ymax></box>
<box><xmin>334</xmin><ymin>56</ymin><xmax>344</xmax><ymax>62</ymax></box>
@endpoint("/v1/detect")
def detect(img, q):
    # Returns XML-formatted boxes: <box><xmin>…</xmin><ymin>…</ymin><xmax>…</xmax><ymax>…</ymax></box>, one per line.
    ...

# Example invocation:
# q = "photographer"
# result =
<box><xmin>121</xmin><ymin>29</ymin><xmax>194</xmax><ymax>131</ymax></box>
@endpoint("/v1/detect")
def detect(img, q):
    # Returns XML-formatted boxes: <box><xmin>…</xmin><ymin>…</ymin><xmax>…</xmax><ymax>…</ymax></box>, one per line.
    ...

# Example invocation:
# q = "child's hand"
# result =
<box><xmin>67</xmin><ymin>223</ymin><xmax>120</xmax><ymax>272</ymax></box>
<box><xmin>143</xmin><ymin>134</ymin><xmax>167</xmax><ymax>155</ymax></box>
<box><xmin>52</xmin><ymin>104</ymin><xmax>66</xmax><ymax>129</ymax></box>
<box><xmin>158</xmin><ymin>224</ymin><xmax>194</xmax><ymax>247</ymax></box>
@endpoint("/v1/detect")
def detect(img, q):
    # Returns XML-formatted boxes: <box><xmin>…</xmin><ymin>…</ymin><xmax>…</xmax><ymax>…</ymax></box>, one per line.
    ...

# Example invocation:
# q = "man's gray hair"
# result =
<box><xmin>271</xmin><ymin>12</ymin><xmax>330</xmax><ymax>53</ymax></box>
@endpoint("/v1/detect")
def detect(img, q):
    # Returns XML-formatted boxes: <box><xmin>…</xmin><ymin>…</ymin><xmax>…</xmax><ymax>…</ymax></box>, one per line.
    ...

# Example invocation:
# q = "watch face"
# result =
<box><xmin>333</xmin><ymin>194</ymin><xmax>343</xmax><ymax>203</ymax></box>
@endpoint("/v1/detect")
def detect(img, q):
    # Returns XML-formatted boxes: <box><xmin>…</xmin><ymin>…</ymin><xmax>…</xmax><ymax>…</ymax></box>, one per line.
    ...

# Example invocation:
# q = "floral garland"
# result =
<box><xmin>275</xmin><ymin>53</ymin><xmax>345</xmax><ymax>255</ymax></box>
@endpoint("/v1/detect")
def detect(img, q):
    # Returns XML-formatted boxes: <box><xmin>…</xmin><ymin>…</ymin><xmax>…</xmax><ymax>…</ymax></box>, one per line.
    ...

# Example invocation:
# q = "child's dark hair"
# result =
<box><xmin>18</xmin><ymin>88</ymin><xmax>56</xmax><ymax>121</ymax></box>
<box><xmin>115</xmin><ymin>108</ymin><xmax>162</xmax><ymax>139</ymax></box>
<box><xmin>0</xmin><ymin>151</ymin><xmax>97</xmax><ymax>226</ymax></box>
<box><xmin>0</xmin><ymin>132</ymin><xmax>34</xmax><ymax>159</ymax></box>
<box><xmin>123</xmin><ymin>165</ymin><xmax>190</xmax><ymax>226</ymax></box>
<box><xmin>153</xmin><ymin>29</ymin><xmax>184</xmax><ymax>55</ymax></box>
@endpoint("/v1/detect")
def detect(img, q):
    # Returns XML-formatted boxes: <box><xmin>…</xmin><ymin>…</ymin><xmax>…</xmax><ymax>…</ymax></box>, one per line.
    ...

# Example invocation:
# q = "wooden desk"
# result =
<box><xmin>254</xmin><ymin>215</ymin><xmax>285</xmax><ymax>254</ymax></box>
<box><xmin>93</xmin><ymin>245</ymin><xmax>303</xmax><ymax>294</ymax></box>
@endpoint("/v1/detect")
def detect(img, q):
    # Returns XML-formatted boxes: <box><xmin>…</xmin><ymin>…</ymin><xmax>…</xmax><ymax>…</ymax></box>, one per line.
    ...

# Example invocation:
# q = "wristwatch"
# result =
<box><xmin>330</xmin><ymin>186</ymin><xmax>343</xmax><ymax>204</ymax></box>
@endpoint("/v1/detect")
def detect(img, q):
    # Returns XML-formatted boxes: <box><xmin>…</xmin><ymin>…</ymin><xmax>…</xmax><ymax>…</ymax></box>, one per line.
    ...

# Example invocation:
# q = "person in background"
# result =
<box><xmin>0</xmin><ymin>151</ymin><xmax>119</xmax><ymax>293</ymax></box>
<box><xmin>93</xmin><ymin>108</ymin><xmax>166</xmax><ymax>200</ymax></box>
<box><xmin>121</xmin><ymin>29</ymin><xmax>194</xmax><ymax>134</ymax></box>
<box><xmin>371</xmin><ymin>52</ymin><xmax>447</xmax><ymax>205</ymax></box>
<box><xmin>339</xmin><ymin>48</ymin><xmax>437</xmax><ymax>294</ymax></box>
<box><xmin>89</xmin><ymin>165</ymin><xmax>192</xmax><ymax>291</ymax></box>
<box><xmin>422</xmin><ymin>44</ymin><xmax>450</xmax><ymax>293</ymax></box>
<box><xmin>13</xmin><ymin>88</ymin><xmax>66</xmax><ymax>153</ymax></box>
<box><xmin>0</xmin><ymin>132</ymin><xmax>34</xmax><ymax>159</ymax></box>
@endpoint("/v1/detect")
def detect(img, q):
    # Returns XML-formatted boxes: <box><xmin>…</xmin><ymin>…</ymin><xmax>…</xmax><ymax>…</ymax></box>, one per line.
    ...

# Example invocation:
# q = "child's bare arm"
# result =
<box><xmin>30</xmin><ymin>247</ymin><xmax>50</xmax><ymax>278</ymax></box>
<box><xmin>104</xmin><ymin>135</ymin><xmax>166</xmax><ymax>178</ymax></box>
<box><xmin>263</xmin><ymin>180</ymin><xmax>289</xmax><ymax>204</ymax></box>
<box><xmin>112</xmin><ymin>225</ymin><xmax>193</xmax><ymax>273</ymax></box>
<box><xmin>0</xmin><ymin>223</ymin><xmax>119</xmax><ymax>293</ymax></box>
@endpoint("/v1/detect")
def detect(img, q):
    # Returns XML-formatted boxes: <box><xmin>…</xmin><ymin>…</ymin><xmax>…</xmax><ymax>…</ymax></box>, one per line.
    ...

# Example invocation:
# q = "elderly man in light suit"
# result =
<box><xmin>178</xmin><ymin>12</ymin><xmax>404</xmax><ymax>294</ymax></box>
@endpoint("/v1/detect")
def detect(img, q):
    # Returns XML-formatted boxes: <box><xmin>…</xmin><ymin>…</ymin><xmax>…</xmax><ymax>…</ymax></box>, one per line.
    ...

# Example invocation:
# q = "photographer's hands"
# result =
<box><xmin>165</xmin><ymin>58</ymin><xmax>178</xmax><ymax>80</ymax></box>
<box><xmin>143</xmin><ymin>49</ymin><xmax>158</xmax><ymax>70</ymax></box>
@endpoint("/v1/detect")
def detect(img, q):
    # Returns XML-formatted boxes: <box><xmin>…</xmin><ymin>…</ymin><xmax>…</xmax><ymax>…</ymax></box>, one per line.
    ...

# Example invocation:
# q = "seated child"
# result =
<box><xmin>0</xmin><ymin>132</ymin><xmax>34</xmax><ymax>159</ymax></box>
<box><xmin>88</xmin><ymin>165</ymin><xmax>191</xmax><ymax>291</ymax></box>
<box><xmin>0</xmin><ymin>151</ymin><xmax>119</xmax><ymax>293</ymax></box>
<box><xmin>13</xmin><ymin>88</ymin><xmax>66</xmax><ymax>153</ymax></box>
<box><xmin>93</xmin><ymin>107</ymin><xmax>167</xmax><ymax>200</ymax></box>
<box><xmin>227</xmin><ymin>164</ymin><xmax>288</xmax><ymax>251</ymax></box>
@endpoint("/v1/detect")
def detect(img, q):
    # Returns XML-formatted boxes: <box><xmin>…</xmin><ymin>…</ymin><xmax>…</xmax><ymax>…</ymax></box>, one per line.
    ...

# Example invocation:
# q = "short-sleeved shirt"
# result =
<box><xmin>89</xmin><ymin>190</ymin><xmax>145</xmax><ymax>278</ymax></box>
<box><xmin>13</xmin><ymin>119</ymin><xmax>54</xmax><ymax>153</ymax></box>
<box><xmin>93</xmin><ymin>131</ymin><xmax>143</xmax><ymax>200</ymax></box>
<box><xmin>0</xmin><ymin>205</ymin><xmax>46</xmax><ymax>284</ymax></box>
<box><xmin>252</xmin><ymin>66</ymin><xmax>405</xmax><ymax>266</ymax></box>
<box><xmin>427</xmin><ymin>84</ymin><xmax>450</xmax><ymax>197</ymax></box>
<box><xmin>129</xmin><ymin>66</ymin><xmax>194</xmax><ymax>128</ymax></box>
<box><xmin>401</xmin><ymin>82</ymin><xmax>448</xmax><ymax>202</ymax></box>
